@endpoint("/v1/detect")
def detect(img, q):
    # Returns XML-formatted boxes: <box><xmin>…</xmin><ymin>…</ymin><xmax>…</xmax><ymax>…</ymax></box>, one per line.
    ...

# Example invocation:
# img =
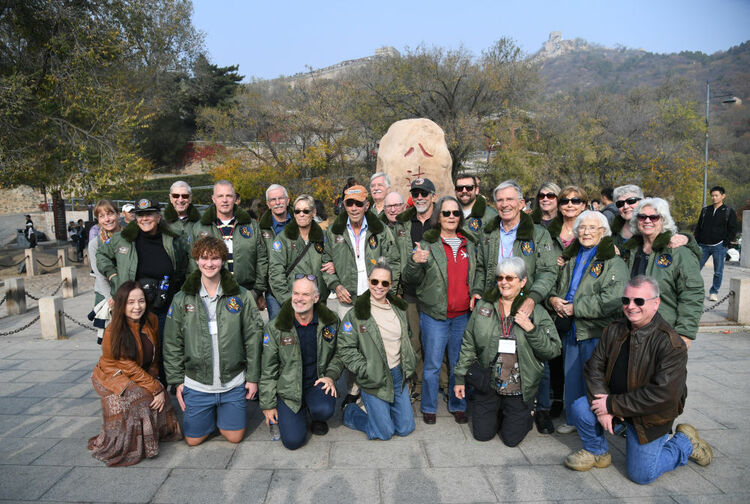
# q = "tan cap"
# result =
<box><xmin>344</xmin><ymin>185</ymin><xmax>368</xmax><ymax>202</ymax></box>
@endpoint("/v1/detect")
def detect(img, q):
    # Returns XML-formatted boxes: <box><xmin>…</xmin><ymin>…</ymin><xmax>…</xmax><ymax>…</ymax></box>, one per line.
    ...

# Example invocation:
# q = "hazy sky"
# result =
<box><xmin>192</xmin><ymin>0</ymin><xmax>750</xmax><ymax>81</ymax></box>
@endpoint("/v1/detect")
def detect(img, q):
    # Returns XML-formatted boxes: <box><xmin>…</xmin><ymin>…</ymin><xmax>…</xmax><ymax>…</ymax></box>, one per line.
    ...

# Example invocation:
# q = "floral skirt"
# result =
<box><xmin>88</xmin><ymin>374</ymin><xmax>183</xmax><ymax>466</ymax></box>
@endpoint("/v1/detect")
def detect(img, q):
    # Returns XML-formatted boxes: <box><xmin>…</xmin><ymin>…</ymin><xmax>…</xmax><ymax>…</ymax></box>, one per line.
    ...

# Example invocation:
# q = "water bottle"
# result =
<box><xmin>269</xmin><ymin>420</ymin><xmax>280</xmax><ymax>441</ymax></box>
<box><xmin>154</xmin><ymin>275</ymin><xmax>169</xmax><ymax>310</ymax></box>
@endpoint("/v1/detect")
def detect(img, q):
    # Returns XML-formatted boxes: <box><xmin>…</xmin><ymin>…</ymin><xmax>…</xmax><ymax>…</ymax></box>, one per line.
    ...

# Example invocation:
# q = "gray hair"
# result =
<box><xmin>613</xmin><ymin>184</ymin><xmax>644</xmax><ymax>202</ymax></box>
<box><xmin>627</xmin><ymin>275</ymin><xmax>661</xmax><ymax>298</ymax></box>
<box><xmin>293</xmin><ymin>274</ymin><xmax>320</xmax><ymax>297</ymax></box>
<box><xmin>629</xmin><ymin>198</ymin><xmax>678</xmax><ymax>235</ymax></box>
<box><xmin>370</xmin><ymin>172</ymin><xmax>391</xmax><ymax>186</ymax></box>
<box><xmin>384</xmin><ymin>191</ymin><xmax>404</xmax><ymax>205</ymax></box>
<box><xmin>493</xmin><ymin>180</ymin><xmax>524</xmax><ymax>202</ymax></box>
<box><xmin>265</xmin><ymin>184</ymin><xmax>289</xmax><ymax>201</ymax></box>
<box><xmin>169</xmin><ymin>180</ymin><xmax>192</xmax><ymax>195</ymax></box>
<box><xmin>214</xmin><ymin>179</ymin><xmax>235</xmax><ymax>193</ymax></box>
<box><xmin>537</xmin><ymin>182</ymin><xmax>561</xmax><ymax>196</ymax></box>
<box><xmin>573</xmin><ymin>210</ymin><xmax>611</xmax><ymax>238</ymax></box>
<box><xmin>293</xmin><ymin>194</ymin><xmax>315</xmax><ymax>211</ymax></box>
<box><xmin>495</xmin><ymin>257</ymin><xmax>528</xmax><ymax>281</ymax></box>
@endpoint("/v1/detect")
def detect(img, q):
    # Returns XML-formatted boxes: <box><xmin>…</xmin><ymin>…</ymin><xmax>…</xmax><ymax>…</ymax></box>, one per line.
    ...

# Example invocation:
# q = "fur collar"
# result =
<box><xmin>623</xmin><ymin>231</ymin><xmax>673</xmax><ymax>252</ymax></box>
<box><xmin>546</xmin><ymin>215</ymin><xmax>563</xmax><ymax>239</ymax></box>
<box><xmin>181</xmin><ymin>268</ymin><xmax>240</xmax><ymax>296</ymax></box>
<box><xmin>164</xmin><ymin>203</ymin><xmax>201</xmax><ymax>224</ymax></box>
<box><xmin>282</xmin><ymin>218</ymin><xmax>324</xmax><ymax>242</ymax></box>
<box><xmin>274</xmin><ymin>299</ymin><xmax>338</xmax><ymax>331</ymax></box>
<box><xmin>484</xmin><ymin>211</ymin><xmax>535</xmax><ymax>240</ymax></box>
<box><xmin>422</xmin><ymin>227</ymin><xmax>477</xmax><ymax>244</ymax></box>
<box><xmin>330</xmin><ymin>209</ymin><xmax>384</xmax><ymax>235</ymax></box>
<box><xmin>259</xmin><ymin>206</ymin><xmax>292</xmax><ymax>230</ymax></box>
<box><xmin>611</xmin><ymin>215</ymin><xmax>626</xmax><ymax>235</ymax></box>
<box><xmin>200</xmin><ymin>204</ymin><xmax>252</xmax><ymax>226</ymax></box>
<box><xmin>480</xmin><ymin>286</ymin><xmax>529</xmax><ymax>315</ymax></box>
<box><xmin>353</xmin><ymin>290</ymin><xmax>408</xmax><ymax>320</ymax></box>
<box><xmin>561</xmin><ymin>236</ymin><xmax>617</xmax><ymax>260</ymax></box>
<box><xmin>396</xmin><ymin>206</ymin><xmax>417</xmax><ymax>224</ymax></box>
<box><xmin>468</xmin><ymin>194</ymin><xmax>489</xmax><ymax>219</ymax></box>
<box><xmin>120</xmin><ymin>219</ymin><xmax>179</xmax><ymax>242</ymax></box>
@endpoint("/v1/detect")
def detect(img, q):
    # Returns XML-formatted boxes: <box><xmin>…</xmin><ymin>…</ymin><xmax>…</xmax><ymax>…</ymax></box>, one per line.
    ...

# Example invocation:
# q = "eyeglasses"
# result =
<box><xmin>294</xmin><ymin>274</ymin><xmax>317</xmax><ymax>281</ymax></box>
<box><xmin>171</xmin><ymin>193</ymin><xmax>190</xmax><ymax>200</ymax></box>
<box><xmin>637</xmin><ymin>214</ymin><xmax>661</xmax><ymax>223</ymax></box>
<box><xmin>537</xmin><ymin>192</ymin><xmax>557</xmax><ymax>200</ymax></box>
<box><xmin>559</xmin><ymin>198</ymin><xmax>585</xmax><ymax>205</ymax></box>
<box><xmin>616</xmin><ymin>197</ymin><xmax>641</xmax><ymax>208</ymax></box>
<box><xmin>441</xmin><ymin>210</ymin><xmax>461</xmax><ymax>217</ymax></box>
<box><xmin>410</xmin><ymin>189</ymin><xmax>430</xmax><ymax>198</ymax></box>
<box><xmin>496</xmin><ymin>275</ymin><xmax>518</xmax><ymax>282</ymax></box>
<box><xmin>455</xmin><ymin>185</ymin><xmax>475</xmax><ymax>192</ymax></box>
<box><xmin>370</xmin><ymin>278</ymin><xmax>391</xmax><ymax>288</ymax></box>
<box><xmin>385</xmin><ymin>203</ymin><xmax>403</xmax><ymax>210</ymax></box>
<box><xmin>579</xmin><ymin>225</ymin><xmax>602</xmax><ymax>233</ymax></box>
<box><xmin>293</xmin><ymin>208</ymin><xmax>312</xmax><ymax>215</ymax></box>
<box><xmin>621</xmin><ymin>296</ymin><xmax>657</xmax><ymax>306</ymax></box>
<box><xmin>344</xmin><ymin>199</ymin><xmax>365</xmax><ymax>207</ymax></box>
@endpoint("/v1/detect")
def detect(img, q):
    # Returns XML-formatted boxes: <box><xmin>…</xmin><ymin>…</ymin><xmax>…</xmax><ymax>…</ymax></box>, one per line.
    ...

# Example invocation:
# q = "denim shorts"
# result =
<box><xmin>182</xmin><ymin>384</ymin><xmax>247</xmax><ymax>438</ymax></box>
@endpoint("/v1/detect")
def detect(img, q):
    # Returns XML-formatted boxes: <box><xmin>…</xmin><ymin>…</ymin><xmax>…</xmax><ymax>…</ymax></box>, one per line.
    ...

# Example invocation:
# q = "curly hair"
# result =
<box><xmin>191</xmin><ymin>236</ymin><xmax>229</xmax><ymax>262</ymax></box>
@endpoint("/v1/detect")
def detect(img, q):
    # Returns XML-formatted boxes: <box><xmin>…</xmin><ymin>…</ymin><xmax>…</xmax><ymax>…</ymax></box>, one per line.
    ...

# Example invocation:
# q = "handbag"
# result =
<box><xmin>464</xmin><ymin>353</ymin><xmax>500</xmax><ymax>394</ymax></box>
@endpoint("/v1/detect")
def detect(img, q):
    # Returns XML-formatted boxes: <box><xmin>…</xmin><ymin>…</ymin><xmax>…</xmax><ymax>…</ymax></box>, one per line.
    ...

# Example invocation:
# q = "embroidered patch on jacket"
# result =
<box><xmin>272</xmin><ymin>240</ymin><xmax>282</xmax><ymax>252</ymax></box>
<box><xmin>117</xmin><ymin>246</ymin><xmax>129</xmax><ymax>255</ymax></box>
<box><xmin>359</xmin><ymin>324</ymin><xmax>368</xmax><ymax>333</ymax></box>
<box><xmin>334</xmin><ymin>235</ymin><xmax>345</xmax><ymax>243</ymax></box>
<box><xmin>478</xmin><ymin>307</ymin><xmax>492</xmax><ymax>317</ymax></box>
<box><xmin>314</xmin><ymin>242</ymin><xmax>324</xmax><ymax>254</ymax></box>
<box><xmin>521</xmin><ymin>241</ymin><xmax>535</xmax><ymax>256</ymax></box>
<box><xmin>290</xmin><ymin>242</ymin><xmax>296</xmax><ymax>250</ymax></box>
<box><xmin>263</xmin><ymin>333</ymin><xmax>270</xmax><ymax>345</ymax></box>
<box><xmin>199</xmin><ymin>231</ymin><xmax>209</xmax><ymax>238</ymax></box>
<box><xmin>656</xmin><ymin>254</ymin><xmax>672</xmax><ymax>268</ymax></box>
<box><xmin>167</xmin><ymin>305</ymin><xmax>173</xmax><ymax>318</ymax></box>
<box><xmin>589</xmin><ymin>262</ymin><xmax>604</xmax><ymax>278</ymax></box>
<box><xmin>343</xmin><ymin>321</ymin><xmax>353</xmax><ymax>332</ymax></box>
<box><xmin>261</xmin><ymin>230</ymin><xmax>272</xmax><ymax>239</ymax></box>
<box><xmin>397</xmin><ymin>229</ymin><xmax>406</xmax><ymax>237</ymax></box>
<box><xmin>239</xmin><ymin>225</ymin><xmax>253</xmax><ymax>238</ymax></box>
<box><xmin>225</xmin><ymin>296</ymin><xmax>243</xmax><ymax>313</ymax></box>
<box><xmin>485</xmin><ymin>237</ymin><xmax>490</xmax><ymax>246</ymax></box>
<box><xmin>468</xmin><ymin>218</ymin><xmax>480</xmax><ymax>231</ymax></box>
<box><xmin>185</xmin><ymin>304</ymin><xmax>196</xmax><ymax>312</ymax></box>
<box><xmin>368</xmin><ymin>235</ymin><xmax>378</xmax><ymax>249</ymax></box>
<box><xmin>281</xmin><ymin>335</ymin><xmax>295</xmax><ymax>346</ymax></box>
<box><xmin>322</xmin><ymin>325</ymin><xmax>335</xmax><ymax>342</ymax></box>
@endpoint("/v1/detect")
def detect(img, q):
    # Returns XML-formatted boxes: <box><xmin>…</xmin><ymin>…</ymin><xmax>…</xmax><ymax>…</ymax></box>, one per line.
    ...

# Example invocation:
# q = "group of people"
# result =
<box><xmin>85</xmin><ymin>173</ymin><xmax>717</xmax><ymax>485</ymax></box>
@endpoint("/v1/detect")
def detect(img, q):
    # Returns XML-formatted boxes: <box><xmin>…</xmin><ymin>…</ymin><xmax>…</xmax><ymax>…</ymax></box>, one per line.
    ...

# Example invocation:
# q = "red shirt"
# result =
<box><xmin>442</xmin><ymin>235</ymin><xmax>470</xmax><ymax>318</ymax></box>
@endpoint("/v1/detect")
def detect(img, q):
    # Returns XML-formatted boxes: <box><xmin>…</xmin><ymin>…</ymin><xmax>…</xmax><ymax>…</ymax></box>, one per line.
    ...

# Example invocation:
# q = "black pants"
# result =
<box><xmin>470</xmin><ymin>389</ymin><xmax>533</xmax><ymax>446</ymax></box>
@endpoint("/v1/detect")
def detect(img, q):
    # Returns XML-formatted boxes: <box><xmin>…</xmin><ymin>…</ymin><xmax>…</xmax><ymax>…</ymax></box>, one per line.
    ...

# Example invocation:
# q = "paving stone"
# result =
<box><xmin>24</xmin><ymin>397</ymin><xmax>100</xmax><ymax>417</ymax></box>
<box><xmin>31</xmin><ymin>437</ymin><xmax>101</xmax><ymax>467</ymax></box>
<box><xmin>0</xmin><ymin>382</ymin><xmax>32</xmax><ymax>397</ymax></box>
<box><xmin>517</xmin><ymin>432</ymin><xmax>587</xmax><ymax>465</ymax></box>
<box><xmin>230</xmin><ymin>440</ymin><xmax>330</xmax><ymax>469</ymax></box>
<box><xmin>15</xmin><ymin>381</ymin><xmax>92</xmax><ymax>399</ymax></box>
<box><xmin>264</xmin><ymin>469</ymin><xmax>379</xmax><ymax>504</ymax></box>
<box><xmin>11</xmin><ymin>369</ymin><xmax>89</xmax><ymax>383</ymax></box>
<box><xmin>330</xmin><ymin>438</ymin><xmax>427</xmax><ymax>469</ymax></box>
<box><xmin>483</xmin><ymin>464</ymin><xmax>610</xmax><ymax>501</ymax></box>
<box><xmin>688</xmin><ymin>455</ymin><xmax>750</xmax><ymax>494</ymax></box>
<box><xmin>0</xmin><ymin>396</ymin><xmax>44</xmax><ymax>414</ymax></box>
<box><xmin>671</xmin><ymin>494</ymin><xmax>750</xmax><ymax>504</ymax></box>
<box><xmin>152</xmin><ymin>468</ymin><xmax>272</xmax><ymax>504</ymax></box>
<box><xmin>0</xmin><ymin>359</ymin><xmax>21</xmax><ymax>370</ymax></box>
<box><xmin>380</xmin><ymin>467</ymin><xmax>496</xmax><ymax>503</ymax></box>
<box><xmin>424</xmin><ymin>437</ymin><xmax>529</xmax><ymax>467</ymax></box>
<box><xmin>699</xmin><ymin>428</ymin><xmax>748</xmax><ymax>458</ymax></box>
<box><xmin>26</xmin><ymin>415</ymin><xmax>100</xmax><ymax>439</ymax></box>
<box><xmin>0</xmin><ymin>465</ymin><xmax>69</xmax><ymax>501</ymax></box>
<box><xmin>0</xmin><ymin>369</ymin><xmax>29</xmax><ymax>382</ymax></box>
<box><xmin>0</xmin><ymin>437</ymin><xmax>60</xmax><ymax>465</ymax></box>
<box><xmin>14</xmin><ymin>358</ymin><xmax>79</xmax><ymax>371</ymax></box>
<box><xmin>41</xmin><ymin>466</ymin><xmax>169</xmax><ymax>503</ymax></box>
<box><xmin>137</xmin><ymin>438</ymin><xmax>236</xmax><ymax>469</ymax></box>
<box><xmin>0</xmin><ymin>414</ymin><xmax>51</xmax><ymax>437</ymax></box>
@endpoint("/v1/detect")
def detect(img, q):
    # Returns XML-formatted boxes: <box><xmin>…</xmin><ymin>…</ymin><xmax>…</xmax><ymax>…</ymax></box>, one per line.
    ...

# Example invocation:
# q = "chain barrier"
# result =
<box><xmin>0</xmin><ymin>292</ymin><xmax>6</xmax><ymax>306</ymax></box>
<box><xmin>35</xmin><ymin>256</ymin><xmax>62</xmax><ymax>268</ymax></box>
<box><xmin>703</xmin><ymin>291</ymin><xmax>733</xmax><ymax>313</ymax></box>
<box><xmin>23</xmin><ymin>279</ymin><xmax>66</xmax><ymax>301</ymax></box>
<box><xmin>0</xmin><ymin>257</ymin><xmax>27</xmax><ymax>268</ymax></box>
<box><xmin>63</xmin><ymin>311</ymin><xmax>96</xmax><ymax>332</ymax></box>
<box><xmin>0</xmin><ymin>314</ymin><xmax>41</xmax><ymax>336</ymax></box>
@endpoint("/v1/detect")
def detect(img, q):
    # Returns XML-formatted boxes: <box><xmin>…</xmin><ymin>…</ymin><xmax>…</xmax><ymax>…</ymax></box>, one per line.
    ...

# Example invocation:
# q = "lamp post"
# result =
<box><xmin>703</xmin><ymin>82</ymin><xmax>738</xmax><ymax>207</ymax></box>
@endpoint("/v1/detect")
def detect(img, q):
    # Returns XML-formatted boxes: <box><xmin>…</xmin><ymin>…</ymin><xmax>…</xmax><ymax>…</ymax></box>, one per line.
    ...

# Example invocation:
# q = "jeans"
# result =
<box><xmin>570</xmin><ymin>396</ymin><xmax>692</xmax><ymax>484</ymax></box>
<box><xmin>420</xmin><ymin>312</ymin><xmax>468</xmax><ymax>414</ymax></box>
<box><xmin>343</xmin><ymin>365</ymin><xmax>415</xmax><ymax>440</ymax></box>
<box><xmin>536</xmin><ymin>362</ymin><xmax>551</xmax><ymax>410</ymax></box>
<box><xmin>266</xmin><ymin>292</ymin><xmax>282</xmax><ymax>320</ymax></box>
<box><xmin>562</xmin><ymin>332</ymin><xmax>599</xmax><ymax>426</ymax></box>
<box><xmin>699</xmin><ymin>243</ymin><xmax>727</xmax><ymax>294</ymax></box>
<box><xmin>157</xmin><ymin>311</ymin><xmax>168</xmax><ymax>386</ymax></box>
<box><xmin>276</xmin><ymin>382</ymin><xmax>336</xmax><ymax>450</ymax></box>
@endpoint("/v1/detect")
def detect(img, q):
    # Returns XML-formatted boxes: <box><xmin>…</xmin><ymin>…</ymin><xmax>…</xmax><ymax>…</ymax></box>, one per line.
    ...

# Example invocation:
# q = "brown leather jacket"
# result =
<box><xmin>92</xmin><ymin>313</ymin><xmax>163</xmax><ymax>397</ymax></box>
<box><xmin>585</xmin><ymin>312</ymin><xmax>687</xmax><ymax>444</ymax></box>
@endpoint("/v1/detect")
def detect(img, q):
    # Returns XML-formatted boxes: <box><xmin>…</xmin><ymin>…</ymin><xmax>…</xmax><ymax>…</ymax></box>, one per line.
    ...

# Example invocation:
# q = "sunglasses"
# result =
<box><xmin>538</xmin><ymin>192</ymin><xmax>558</xmax><ymax>200</ymax></box>
<box><xmin>370</xmin><ymin>278</ymin><xmax>390</xmax><ymax>288</ymax></box>
<box><xmin>293</xmin><ymin>208</ymin><xmax>312</xmax><ymax>215</ymax></box>
<box><xmin>616</xmin><ymin>197</ymin><xmax>642</xmax><ymax>208</ymax></box>
<box><xmin>410</xmin><ymin>189</ymin><xmax>430</xmax><ymax>198</ymax></box>
<box><xmin>441</xmin><ymin>210</ymin><xmax>461</xmax><ymax>217</ymax></box>
<box><xmin>344</xmin><ymin>199</ymin><xmax>365</xmax><ymax>207</ymax></box>
<box><xmin>621</xmin><ymin>296</ymin><xmax>657</xmax><ymax>306</ymax></box>
<box><xmin>455</xmin><ymin>185</ymin><xmax>475</xmax><ymax>192</ymax></box>
<box><xmin>294</xmin><ymin>274</ymin><xmax>317</xmax><ymax>281</ymax></box>
<box><xmin>171</xmin><ymin>193</ymin><xmax>190</xmax><ymax>200</ymax></box>
<box><xmin>559</xmin><ymin>198</ymin><xmax>585</xmax><ymax>205</ymax></box>
<box><xmin>637</xmin><ymin>214</ymin><xmax>661</xmax><ymax>223</ymax></box>
<box><xmin>496</xmin><ymin>275</ymin><xmax>518</xmax><ymax>282</ymax></box>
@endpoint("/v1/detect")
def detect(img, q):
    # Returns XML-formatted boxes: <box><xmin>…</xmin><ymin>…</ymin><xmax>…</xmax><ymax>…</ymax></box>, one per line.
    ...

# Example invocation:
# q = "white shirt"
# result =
<box><xmin>347</xmin><ymin>216</ymin><xmax>369</xmax><ymax>296</ymax></box>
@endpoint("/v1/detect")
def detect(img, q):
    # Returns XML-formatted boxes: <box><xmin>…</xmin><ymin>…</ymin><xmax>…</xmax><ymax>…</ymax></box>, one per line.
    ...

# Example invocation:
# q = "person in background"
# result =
<box><xmin>599</xmin><ymin>188</ymin><xmax>617</xmax><ymax>224</ymax></box>
<box><xmin>164</xmin><ymin>180</ymin><xmax>201</xmax><ymax>238</ymax></box>
<box><xmin>121</xmin><ymin>203</ymin><xmax>136</xmax><ymax>226</ymax></box>
<box><xmin>369</xmin><ymin>172</ymin><xmax>391</xmax><ymax>215</ymax></box>
<box><xmin>695</xmin><ymin>185</ymin><xmax>738</xmax><ymax>302</ymax></box>
<box><xmin>24</xmin><ymin>214</ymin><xmax>37</xmax><ymax>248</ymax></box>
<box><xmin>590</xmin><ymin>199</ymin><xmax>601</xmax><ymax>211</ymax></box>
<box><xmin>259</xmin><ymin>184</ymin><xmax>293</xmax><ymax>319</ymax></box>
<box><xmin>382</xmin><ymin>192</ymin><xmax>405</xmax><ymax>228</ymax></box>
<box><xmin>454</xmin><ymin>171</ymin><xmax>497</xmax><ymax>240</ymax></box>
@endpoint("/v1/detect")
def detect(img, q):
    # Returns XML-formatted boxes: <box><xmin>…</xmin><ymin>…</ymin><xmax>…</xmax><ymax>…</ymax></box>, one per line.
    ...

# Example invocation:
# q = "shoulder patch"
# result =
<box><xmin>368</xmin><ymin>234</ymin><xmax>378</xmax><ymax>249</ymax></box>
<box><xmin>314</xmin><ymin>242</ymin><xmax>324</xmax><ymax>254</ymax></box>
<box><xmin>322</xmin><ymin>325</ymin><xmax>335</xmax><ymax>342</ymax></box>
<box><xmin>343</xmin><ymin>321</ymin><xmax>353</xmax><ymax>332</ymax></box>
<box><xmin>225</xmin><ymin>296</ymin><xmax>243</xmax><ymax>313</ymax></box>
<box><xmin>656</xmin><ymin>253</ymin><xmax>672</xmax><ymax>268</ymax></box>
<box><xmin>167</xmin><ymin>304</ymin><xmax>173</xmax><ymax>318</ymax></box>
<box><xmin>590</xmin><ymin>261</ymin><xmax>604</xmax><ymax>278</ymax></box>
<box><xmin>521</xmin><ymin>241</ymin><xmax>535</xmax><ymax>256</ymax></box>
<box><xmin>272</xmin><ymin>240</ymin><xmax>282</xmax><ymax>251</ymax></box>
<box><xmin>263</xmin><ymin>333</ymin><xmax>270</xmax><ymax>345</ymax></box>
<box><xmin>468</xmin><ymin>218</ymin><xmax>481</xmax><ymax>231</ymax></box>
<box><xmin>478</xmin><ymin>307</ymin><xmax>492</xmax><ymax>317</ymax></box>
<box><xmin>238</xmin><ymin>225</ymin><xmax>253</xmax><ymax>238</ymax></box>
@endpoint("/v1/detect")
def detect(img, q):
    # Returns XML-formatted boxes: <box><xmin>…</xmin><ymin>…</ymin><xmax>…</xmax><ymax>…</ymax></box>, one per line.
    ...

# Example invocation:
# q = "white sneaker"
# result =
<box><xmin>557</xmin><ymin>424</ymin><xmax>577</xmax><ymax>434</ymax></box>
<box><xmin>709</xmin><ymin>293</ymin><xmax>718</xmax><ymax>302</ymax></box>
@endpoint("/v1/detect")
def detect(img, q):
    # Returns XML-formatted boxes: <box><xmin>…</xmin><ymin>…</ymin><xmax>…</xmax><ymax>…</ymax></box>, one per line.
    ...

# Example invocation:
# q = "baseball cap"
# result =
<box><xmin>133</xmin><ymin>198</ymin><xmax>160</xmax><ymax>213</ymax></box>
<box><xmin>344</xmin><ymin>185</ymin><xmax>368</xmax><ymax>202</ymax></box>
<box><xmin>122</xmin><ymin>203</ymin><xmax>135</xmax><ymax>213</ymax></box>
<box><xmin>410</xmin><ymin>178</ymin><xmax>436</xmax><ymax>194</ymax></box>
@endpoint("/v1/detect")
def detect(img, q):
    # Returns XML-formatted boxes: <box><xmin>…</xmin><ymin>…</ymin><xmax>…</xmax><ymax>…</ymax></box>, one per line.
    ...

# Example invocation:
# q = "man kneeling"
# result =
<box><xmin>260</xmin><ymin>275</ymin><xmax>342</xmax><ymax>450</ymax></box>
<box><xmin>564</xmin><ymin>275</ymin><xmax>712</xmax><ymax>484</ymax></box>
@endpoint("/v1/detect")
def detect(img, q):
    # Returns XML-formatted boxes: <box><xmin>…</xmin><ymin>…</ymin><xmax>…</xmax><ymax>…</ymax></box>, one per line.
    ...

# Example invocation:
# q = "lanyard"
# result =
<box><xmin>498</xmin><ymin>302</ymin><xmax>513</xmax><ymax>339</ymax></box>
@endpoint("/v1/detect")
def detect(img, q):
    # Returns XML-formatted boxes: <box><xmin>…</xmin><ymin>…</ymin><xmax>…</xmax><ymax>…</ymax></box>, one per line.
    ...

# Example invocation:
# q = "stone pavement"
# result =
<box><xmin>1</xmin><ymin>264</ymin><xmax>749</xmax><ymax>503</ymax></box>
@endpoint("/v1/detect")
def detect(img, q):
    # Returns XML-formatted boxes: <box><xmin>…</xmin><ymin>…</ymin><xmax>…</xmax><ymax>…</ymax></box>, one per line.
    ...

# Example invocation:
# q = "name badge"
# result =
<box><xmin>208</xmin><ymin>320</ymin><xmax>218</xmax><ymax>335</ymax></box>
<box><xmin>497</xmin><ymin>339</ymin><xmax>516</xmax><ymax>354</ymax></box>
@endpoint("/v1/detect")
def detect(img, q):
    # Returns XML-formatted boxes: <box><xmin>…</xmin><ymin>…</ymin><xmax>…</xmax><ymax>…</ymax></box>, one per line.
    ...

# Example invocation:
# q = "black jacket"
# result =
<box><xmin>695</xmin><ymin>204</ymin><xmax>738</xmax><ymax>247</ymax></box>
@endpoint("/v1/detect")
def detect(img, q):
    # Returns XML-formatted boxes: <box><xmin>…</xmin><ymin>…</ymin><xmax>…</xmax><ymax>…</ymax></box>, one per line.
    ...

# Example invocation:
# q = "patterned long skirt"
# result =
<box><xmin>88</xmin><ymin>375</ymin><xmax>183</xmax><ymax>466</ymax></box>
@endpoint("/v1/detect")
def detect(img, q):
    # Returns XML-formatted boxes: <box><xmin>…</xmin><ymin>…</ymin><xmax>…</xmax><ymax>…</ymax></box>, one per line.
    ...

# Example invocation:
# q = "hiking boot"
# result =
<box><xmin>564</xmin><ymin>449</ymin><xmax>612</xmax><ymax>471</ymax></box>
<box><xmin>677</xmin><ymin>423</ymin><xmax>713</xmax><ymax>466</ymax></box>
<box><xmin>535</xmin><ymin>410</ymin><xmax>554</xmax><ymax>434</ymax></box>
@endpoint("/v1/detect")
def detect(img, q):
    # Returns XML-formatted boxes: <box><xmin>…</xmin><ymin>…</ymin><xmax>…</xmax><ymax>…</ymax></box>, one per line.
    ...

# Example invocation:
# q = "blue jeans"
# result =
<box><xmin>570</xmin><ymin>396</ymin><xmax>692</xmax><ymax>484</ymax></box>
<box><xmin>699</xmin><ymin>243</ymin><xmax>727</xmax><ymax>294</ymax></box>
<box><xmin>276</xmin><ymin>382</ymin><xmax>336</xmax><ymax>450</ymax></box>
<box><xmin>536</xmin><ymin>362</ymin><xmax>551</xmax><ymax>410</ymax></box>
<box><xmin>266</xmin><ymin>292</ymin><xmax>282</xmax><ymax>320</ymax></box>
<box><xmin>420</xmin><ymin>312</ymin><xmax>468</xmax><ymax>414</ymax></box>
<box><xmin>343</xmin><ymin>365</ymin><xmax>415</xmax><ymax>440</ymax></box>
<box><xmin>562</xmin><ymin>332</ymin><xmax>599</xmax><ymax>426</ymax></box>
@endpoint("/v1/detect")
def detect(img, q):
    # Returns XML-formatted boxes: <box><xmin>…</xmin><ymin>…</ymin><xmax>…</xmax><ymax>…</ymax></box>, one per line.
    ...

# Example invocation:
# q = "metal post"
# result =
<box><xmin>703</xmin><ymin>82</ymin><xmax>709</xmax><ymax>208</ymax></box>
